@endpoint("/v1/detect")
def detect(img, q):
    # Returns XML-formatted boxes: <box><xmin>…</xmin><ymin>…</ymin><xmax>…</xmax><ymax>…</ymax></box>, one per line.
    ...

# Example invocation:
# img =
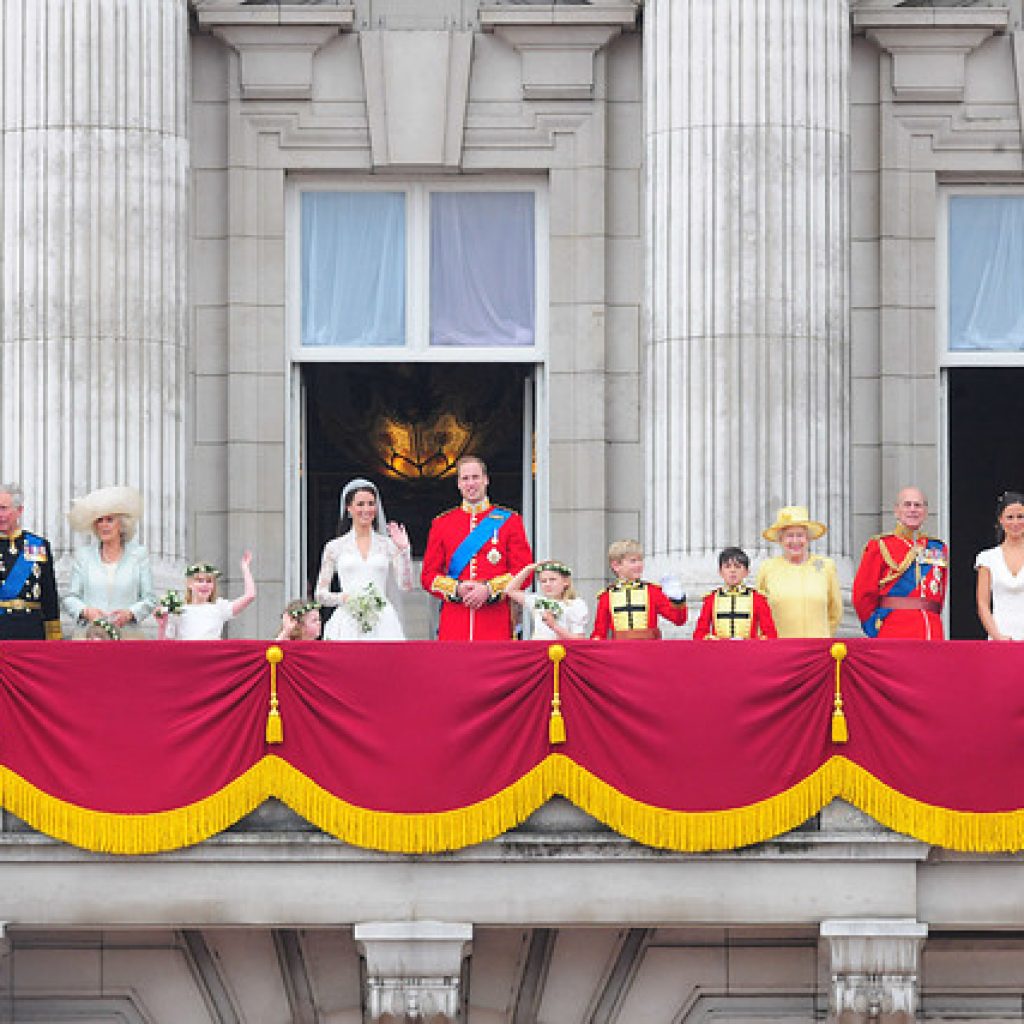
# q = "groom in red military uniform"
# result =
<box><xmin>421</xmin><ymin>455</ymin><xmax>533</xmax><ymax>641</ymax></box>
<box><xmin>853</xmin><ymin>486</ymin><xmax>948</xmax><ymax>639</ymax></box>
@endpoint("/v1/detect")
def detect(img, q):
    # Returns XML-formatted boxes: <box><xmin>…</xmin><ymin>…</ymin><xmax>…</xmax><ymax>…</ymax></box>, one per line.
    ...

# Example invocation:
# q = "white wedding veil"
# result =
<box><xmin>339</xmin><ymin>477</ymin><xmax>388</xmax><ymax>534</ymax></box>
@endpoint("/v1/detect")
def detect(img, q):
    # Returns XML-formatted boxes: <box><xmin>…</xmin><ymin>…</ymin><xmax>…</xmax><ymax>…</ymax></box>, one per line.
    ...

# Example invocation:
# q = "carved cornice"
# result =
<box><xmin>196</xmin><ymin>3</ymin><xmax>355</xmax><ymax>100</ymax></box>
<box><xmin>480</xmin><ymin>2</ymin><xmax>640</xmax><ymax>100</ymax></box>
<box><xmin>854</xmin><ymin>7</ymin><xmax>1009</xmax><ymax>102</ymax></box>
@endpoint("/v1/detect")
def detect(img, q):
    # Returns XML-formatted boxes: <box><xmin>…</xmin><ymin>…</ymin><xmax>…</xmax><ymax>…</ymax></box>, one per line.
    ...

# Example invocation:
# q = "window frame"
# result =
<box><xmin>287</xmin><ymin>175</ymin><xmax>549</xmax><ymax>364</ymax></box>
<box><xmin>938</xmin><ymin>184</ymin><xmax>1024</xmax><ymax>367</ymax></box>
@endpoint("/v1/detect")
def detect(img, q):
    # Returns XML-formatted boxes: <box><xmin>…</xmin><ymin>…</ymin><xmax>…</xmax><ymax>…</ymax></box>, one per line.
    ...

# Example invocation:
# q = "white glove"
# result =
<box><xmin>660</xmin><ymin>573</ymin><xmax>686</xmax><ymax>603</ymax></box>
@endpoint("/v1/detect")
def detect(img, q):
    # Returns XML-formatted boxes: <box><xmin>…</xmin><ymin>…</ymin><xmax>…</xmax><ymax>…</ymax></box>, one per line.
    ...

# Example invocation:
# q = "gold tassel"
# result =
<box><xmin>830</xmin><ymin>641</ymin><xmax>848</xmax><ymax>744</ymax></box>
<box><xmin>265</xmin><ymin>645</ymin><xmax>284</xmax><ymax>745</ymax></box>
<box><xmin>547</xmin><ymin>643</ymin><xmax>567</xmax><ymax>745</ymax></box>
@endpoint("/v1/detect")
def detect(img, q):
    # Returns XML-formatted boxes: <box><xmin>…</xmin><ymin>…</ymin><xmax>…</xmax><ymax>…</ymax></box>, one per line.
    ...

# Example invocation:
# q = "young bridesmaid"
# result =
<box><xmin>505</xmin><ymin>560</ymin><xmax>589</xmax><ymax>641</ymax></box>
<box><xmin>275</xmin><ymin>600</ymin><xmax>322</xmax><ymax>642</ymax></box>
<box><xmin>156</xmin><ymin>552</ymin><xmax>256</xmax><ymax>640</ymax></box>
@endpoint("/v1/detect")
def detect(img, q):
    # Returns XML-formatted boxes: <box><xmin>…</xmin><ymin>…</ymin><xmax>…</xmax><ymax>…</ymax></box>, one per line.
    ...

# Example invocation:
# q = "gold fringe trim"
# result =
<box><xmin>827</xmin><ymin>756</ymin><xmax>1024</xmax><ymax>853</ymax></box>
<box><xmin>0</xmin><ymin>760</ymin><xmax>274</xmax><ymax>855</ymax></box>
<box><xmin>6</xmin><ymin>754</ymin><xmax>1024</xmax><ymax>855</ymax></box>
<box><xmin>268</xmin><ymin>756</ymin><xmax>557</xmax><ymax>854</ymax></box>
<box><xmin>547</xmin><ymin>754</ymin><xmax>834</xmax><ymax>851</ymax></box>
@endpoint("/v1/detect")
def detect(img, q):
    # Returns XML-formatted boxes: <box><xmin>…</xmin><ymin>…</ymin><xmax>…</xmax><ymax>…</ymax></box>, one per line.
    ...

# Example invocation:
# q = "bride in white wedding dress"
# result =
<box><xmin>315</xmin><ymin>477</ymin><xmax>413</xmax><ymax>641</ymax></box>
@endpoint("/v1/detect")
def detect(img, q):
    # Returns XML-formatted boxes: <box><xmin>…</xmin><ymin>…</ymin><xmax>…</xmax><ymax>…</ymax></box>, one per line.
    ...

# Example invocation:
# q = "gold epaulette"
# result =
<box><xmin>432</xmin><ymin>506</ymin><xmax>462</xmax><ymax>521</ymax></box>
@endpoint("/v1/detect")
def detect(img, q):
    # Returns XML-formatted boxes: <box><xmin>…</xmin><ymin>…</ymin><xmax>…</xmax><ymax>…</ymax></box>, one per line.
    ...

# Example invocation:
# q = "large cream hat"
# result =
<box><xmin>68</xmin><ymin>485</ymin><xmax>143</xmax><ymax>539</ymax></box>
<box><xmin>762</xmin><ymin>505</ymin><xmax>827</xmax><ymax>543</ymax></box>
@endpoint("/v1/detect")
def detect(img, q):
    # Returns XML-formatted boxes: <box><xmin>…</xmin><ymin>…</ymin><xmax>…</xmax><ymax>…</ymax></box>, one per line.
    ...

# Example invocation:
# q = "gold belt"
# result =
<box><xmin>0</xmin><ymin>599</ymin><xmax>42</xmax><ymax>611</ymax></box>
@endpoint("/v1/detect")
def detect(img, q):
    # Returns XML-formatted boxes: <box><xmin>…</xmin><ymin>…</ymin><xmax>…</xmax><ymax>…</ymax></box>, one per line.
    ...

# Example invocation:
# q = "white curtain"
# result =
<box><xmin>949</xmin><ymin>195</ymin><xmax>1024</xmax><ymax>351</ymax></box>
<box><xmin>430</xmin><ymin>192</ymin><xmax>535</xmax><ymax>347</ymax></box>
<box><xmin>301</xmin><ymin>192</ymin><xmax>406</xmax><ymax>347</ymax></box>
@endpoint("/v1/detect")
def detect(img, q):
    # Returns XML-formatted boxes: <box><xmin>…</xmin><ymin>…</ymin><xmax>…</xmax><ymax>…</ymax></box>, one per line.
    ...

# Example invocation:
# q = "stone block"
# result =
<box><xmin>851</xmin><ymin>38</ymin><xmax>880</xmax><ymax>106</ymax></box>
<box><xmin>726</xmin><ymin>944</ymin><xmax>817</xmax><ymax>989</ymax></box>
<box><xmin>606</xmin><ymin>31</ymin><xmax>642</xmax><ymax>104</ymax></box>
<box><xmin>191</xmin><ymin>101</ymin><xmax>229</xmax><ymax>171</ymax></box>
<box><xmin>606</xmin><ymin>304</ymin><xmax>639</xmax><ymax>374</ymax></box>
<box><xmin>606</xmin><ymin>373</ymin><xmax>640</xmax><ymax>443</ymax></box>
<box><xmin>467</xmin><ymin>34</ymin><xmax>524</xmax><ymax>102</ymax></box>
<box><xmin>192</xmin><ymin>35</ymin><xmax>231</xmax><ymax>103</ymax></box>
<box><xmin>851</xmin><ymin>239</ymin><xmax>880</xmax><ymax>309</ymax></box>
<box><xmin>607</xmin><ymin>440</ymin><xmax>644</xmax><ymax>503</ymax></box>
<box><xmin>852</xmin><ymin>379</ymin><xmax>881</xmax><ymax>446</ymax></box>
<box><xmin>852</xmin><ymin>104</ymin><xmax>880</xmax><ymax>176</ymax></box>
<box><xmin>191</xmin><ymin>238</ymin><xmax>228</xmax><ymax>307</ymax></box>
<box><xmin>194</xmin><ymin>374</ymin><xmax>229</xmax><ymax>444</ymax></box>
<box><xmin>313</xmin><ymin>33</ymin><xmax>365</xmax><ymax>103</ymax></box>
<box><xmin>606</xmin><ymin>237</ymin><xmax>642</xmax><ymax>306</ymax></box>
<box><xmin>13</xmin><ymin>947</ymin><xmax>100</xmax><ymax>990</ymax></box>
<box><xmin>850</xmin><ymin>308</ymin><xmax>880</xmax><ymax>379</ymax></box>
<box><xmin>193</xmin><ymin>169</ymin><xmax>229</xmax><ymax>240</ymax></box>
<box><xmin>607</xmin><ymin>167</ymin><xmax>640</xmax><ymax>237</ymax></box>
<box><xmin>851</xmin><ymin>171</ymin><xmax>879</xmax><ymax>242</ymax></box>
<box><xmin>190</xmin><ymin>444</ymin><xmax>229</xmax><ymax>513</ymax></box>
<box><xmin>193</xmin><ymin>305</ymin><xmax>229</xmax><ymax>376</ymax></box>
<box><xmin>549</xmin><ymin>371</ymin><xmax>606</xmax><ymax>442</ymax></box>
<box><xmin>608</xmin><ymin>100</ymin><xmax>643</xmax><ymax>169</ymax></box>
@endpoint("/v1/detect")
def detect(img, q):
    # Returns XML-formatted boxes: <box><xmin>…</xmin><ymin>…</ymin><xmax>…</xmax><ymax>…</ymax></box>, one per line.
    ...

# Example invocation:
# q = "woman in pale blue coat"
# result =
<box><xmin>62</xmin><ymin>486</ymin><xmax>157</xmax><ymax>637</ymax></box>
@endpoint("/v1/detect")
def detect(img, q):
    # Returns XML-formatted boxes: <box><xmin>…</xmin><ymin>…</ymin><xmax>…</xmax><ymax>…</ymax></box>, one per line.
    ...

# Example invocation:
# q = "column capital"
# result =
<box><xmin>821</xmin><ymin>919</ymin><xmax>928</xmax><ymax>1024</ymax></box>
<box><xmin>354</xmin><ymin>921</ymin><xmax>473</xmax><ymax>1022</ymax></box>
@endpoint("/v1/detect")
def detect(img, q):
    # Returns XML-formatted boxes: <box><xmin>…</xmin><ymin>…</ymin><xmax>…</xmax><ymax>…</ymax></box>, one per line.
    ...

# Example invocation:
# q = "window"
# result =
<box><xmin>294</xmin><ymin>181</ymin><xmax>544</xmax><ymax>359</ymax></box>
<box><xmin>948</xmin><ymin>194</ymin><xmax>1024</xmax><ymax>353</ymax></box>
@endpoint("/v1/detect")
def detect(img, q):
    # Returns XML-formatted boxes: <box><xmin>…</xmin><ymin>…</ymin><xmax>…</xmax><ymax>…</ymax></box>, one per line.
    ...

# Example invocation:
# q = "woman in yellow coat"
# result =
<box><xmin>756</xmin><ymin>506</ymin><xmax>842</xmax><ymax>638</ymax></box>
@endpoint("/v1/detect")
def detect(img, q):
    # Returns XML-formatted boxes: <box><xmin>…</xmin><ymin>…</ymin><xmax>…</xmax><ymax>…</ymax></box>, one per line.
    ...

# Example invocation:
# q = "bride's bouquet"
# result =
<box><xmin>347</xmin><ymin>582</ymin><xmax>387</xmax><ymax>634</ymax></box>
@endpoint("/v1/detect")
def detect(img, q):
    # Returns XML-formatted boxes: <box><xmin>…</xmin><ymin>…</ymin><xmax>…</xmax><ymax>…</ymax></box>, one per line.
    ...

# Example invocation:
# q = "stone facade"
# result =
<box><xmin>4</xmin><ymin>0</ymin><xmax>1024</xmax><ymax>1020</ymax></box>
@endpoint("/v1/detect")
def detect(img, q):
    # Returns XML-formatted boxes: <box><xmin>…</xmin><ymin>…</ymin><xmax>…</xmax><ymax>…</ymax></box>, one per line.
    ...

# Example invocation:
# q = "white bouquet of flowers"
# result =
<box><xmin>534</xmin><ymin>596</ymin><xmax>563</xmax><ymax>619</ymax></box>
<box><xmin>158</xmin><ymin>590</ymin><xmax>185</xmax><ymax>615</ymax></box>
<box><xmin>346</xmin><ymin>581</ymin><xmax>387</xmax><ymax>634</ymax></box>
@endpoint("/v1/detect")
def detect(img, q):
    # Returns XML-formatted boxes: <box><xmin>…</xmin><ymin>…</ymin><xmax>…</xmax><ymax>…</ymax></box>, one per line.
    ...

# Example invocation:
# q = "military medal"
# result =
<box><xmin>487</xmin><ymin>547</ymin><xmax>501</xmax><ymax>565</ymax></box>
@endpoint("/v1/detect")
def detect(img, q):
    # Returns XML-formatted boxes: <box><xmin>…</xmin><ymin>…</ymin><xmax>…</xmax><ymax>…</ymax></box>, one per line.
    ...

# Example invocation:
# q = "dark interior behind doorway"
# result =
<box><xmin>302</xmin><ymin>362</ymin><xmax>531</xmax><ymax>597</ymax></box>
<box><xmin>947</xmin><ymin>367</ymin><xmax>1024</xmax><ymax>639</ymax></box>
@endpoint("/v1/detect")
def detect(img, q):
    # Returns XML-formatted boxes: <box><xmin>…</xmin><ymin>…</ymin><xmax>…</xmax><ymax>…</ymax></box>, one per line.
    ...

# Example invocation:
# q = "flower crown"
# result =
<box><xmin>288</xmin><ymin>601</ymin><xmax>321</xmax><ymax>620</ymax></box>
<box><xmin>185</xmin><ymin>563</ymin><xmax>221</xmax><ymax>578</ymax></box>
<box><xmin>536</xmin><ymin>560</ymin><xmax>572</xmax><ymax>576</ymax></box>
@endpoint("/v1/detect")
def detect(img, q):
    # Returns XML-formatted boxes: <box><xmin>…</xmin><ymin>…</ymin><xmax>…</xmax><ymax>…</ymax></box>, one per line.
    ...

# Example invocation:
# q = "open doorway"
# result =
<box><xmin>301</xmin><ymin>362</ymin><xmax>536</xmax><ymax>633</ymax></box>
<box><xmin>947</xmin><ymin>367</ymin><xmax>1024</xmax><ymax>638</ymax></box>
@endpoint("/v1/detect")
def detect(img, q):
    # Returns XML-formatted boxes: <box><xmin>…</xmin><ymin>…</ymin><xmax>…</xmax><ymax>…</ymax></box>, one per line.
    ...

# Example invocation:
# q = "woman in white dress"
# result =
<box><xmin>975</xmin><ymin>490</ymin><xmax>1024</xmax><ymax>641</ymax></box>
<box><xmin>315</xmin><ymin>478</ymin><xmax>413</xmax><ymax>640</ymax></box>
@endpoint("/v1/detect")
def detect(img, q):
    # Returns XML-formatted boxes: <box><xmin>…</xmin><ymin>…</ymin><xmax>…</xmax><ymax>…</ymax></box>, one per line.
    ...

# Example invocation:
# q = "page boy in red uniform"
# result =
<box><xmin>693</xmin><ymin>546</ymin><xmax>777</xmax><ymax>640</ymax></box>
<box><xmin>591</xmin><ymin>539</ymin><xmax>687</xmax><ymax>640</ymax></box>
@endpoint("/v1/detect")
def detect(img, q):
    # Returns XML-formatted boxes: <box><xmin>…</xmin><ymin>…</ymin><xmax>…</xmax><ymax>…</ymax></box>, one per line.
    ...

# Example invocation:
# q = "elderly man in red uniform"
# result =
<box><xmin>853</xmin><ymin>486</ymin><xmax>948</xmax><ymax>639</ymax></box>
<box><xmin>421</xmin><ymin>455</ymin><xmax>533</xmax><ymax>641</ymax></box>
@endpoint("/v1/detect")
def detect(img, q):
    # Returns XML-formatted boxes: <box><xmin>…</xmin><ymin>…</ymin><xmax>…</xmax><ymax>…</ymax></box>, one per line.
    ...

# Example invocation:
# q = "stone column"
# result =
<box><xmin>821</xmin><ymin>919</ymin><xmax>927</xmax><ymax>1024</ymax></box>
<box><xmin>1</xmin><ymin>0</ymin><xmax>189</xmax><ymax>575</ymax></box>
<box><xmin>354</xmin><ymin>921</ymin><xmax>472</xmax><ymax>1021</ymax></box>
<box><xmin>643</xmin><ymin>0</ymin><xmax>851</xmax><ymax>590</ymax></box>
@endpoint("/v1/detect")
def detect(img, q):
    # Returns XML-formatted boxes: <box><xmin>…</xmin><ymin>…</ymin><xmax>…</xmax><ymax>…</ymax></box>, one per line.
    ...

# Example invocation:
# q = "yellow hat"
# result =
<box><xmin>762</xmin><ymin>505</ymin><xmax>827</xmax><ymax>543</ymax></box>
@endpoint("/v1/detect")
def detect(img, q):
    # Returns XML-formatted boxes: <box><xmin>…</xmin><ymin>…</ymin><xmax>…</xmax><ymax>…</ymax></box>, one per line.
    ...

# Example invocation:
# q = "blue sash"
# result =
<box><xmin>861</xmin><ymin>538</ymin><xmax>944</xmax><ymax>637</ymax></box>
<box><xmin>0</xmin><ymin>532</ymin><xmax>42</xmax><ymax>601</ymax></box>
<box><xmin>448</xmin><ymin>508</ymin><xmax>512</xmax><ymax>580</ymax></box>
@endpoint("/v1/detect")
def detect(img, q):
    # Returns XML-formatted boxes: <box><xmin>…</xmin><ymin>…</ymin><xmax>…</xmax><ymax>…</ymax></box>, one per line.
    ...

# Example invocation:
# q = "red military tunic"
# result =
<box><xmin>590</xmin><ymin>580</ymin><xmax>687</xmax><ymax>640</ymax></box>
<box><xmin>852</xmin><ymin>525</ymin><xmax>948</xmax><ymax>639</ymax></box>
<box><xmin>421</xmin><ymin>499</ymin><xmax>533</xmax><ymax>641</ymax></box>
<box><xmin>693</xmin><ymin>585</ymin><xmax>777</xmax><ymax>640</ymax></box>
